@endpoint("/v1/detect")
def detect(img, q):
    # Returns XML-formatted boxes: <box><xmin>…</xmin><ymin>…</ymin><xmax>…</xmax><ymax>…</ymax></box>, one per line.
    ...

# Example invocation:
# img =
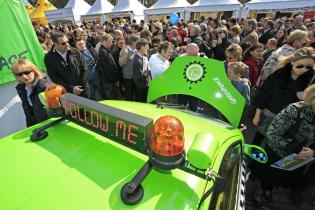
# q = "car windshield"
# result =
<box><xmin>154</xmin><ymin>95</ymin><xmax>233</xmax><ymax>129</ymax></box>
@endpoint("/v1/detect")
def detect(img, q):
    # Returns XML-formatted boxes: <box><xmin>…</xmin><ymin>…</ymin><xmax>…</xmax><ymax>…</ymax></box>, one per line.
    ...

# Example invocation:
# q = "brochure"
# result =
<box><xmin>271</xmin><ymin>153</ymin><xmax>315</xmax><ymax>171</ymax></box>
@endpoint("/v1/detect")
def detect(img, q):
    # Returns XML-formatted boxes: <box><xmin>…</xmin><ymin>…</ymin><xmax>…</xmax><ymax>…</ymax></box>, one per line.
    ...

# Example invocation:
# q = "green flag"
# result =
<box><xmin>0</xmin><ymin>0</ymin><xmax>45</xmax><ymax>85</ymax></box>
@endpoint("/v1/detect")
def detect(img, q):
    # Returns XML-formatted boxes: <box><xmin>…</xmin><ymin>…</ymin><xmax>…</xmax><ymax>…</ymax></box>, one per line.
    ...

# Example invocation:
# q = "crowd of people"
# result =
<box><xmin>12</xmin><ymin>13</ymin><xmax>315</xmax><ymax>207</ymax></box>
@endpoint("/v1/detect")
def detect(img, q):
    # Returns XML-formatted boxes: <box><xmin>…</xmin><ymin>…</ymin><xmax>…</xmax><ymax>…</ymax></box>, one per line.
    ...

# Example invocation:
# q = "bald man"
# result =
<box><xmin>180</xmin><ymin>43</ymin><xmax>207</xmax><ymax>57</ymax></box>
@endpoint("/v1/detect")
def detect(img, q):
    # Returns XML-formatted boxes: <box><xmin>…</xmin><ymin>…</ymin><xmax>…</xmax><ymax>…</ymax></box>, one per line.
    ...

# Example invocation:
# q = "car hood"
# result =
<box><xmin>0</xmin><ymin>100</ymin><xmax>240</xmax><ymax>210</ymax></box>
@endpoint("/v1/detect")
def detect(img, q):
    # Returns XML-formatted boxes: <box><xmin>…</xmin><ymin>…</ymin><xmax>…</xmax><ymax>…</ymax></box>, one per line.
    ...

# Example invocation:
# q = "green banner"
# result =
<box><xmin>147</xmin><ymin>56</ymin><xmax>245</xmax><ymax>127</ymax></box>
<box><xmin>0</xmin><ymin>0</ymin><xmax>45</xmax><ymax>85</ymax></box>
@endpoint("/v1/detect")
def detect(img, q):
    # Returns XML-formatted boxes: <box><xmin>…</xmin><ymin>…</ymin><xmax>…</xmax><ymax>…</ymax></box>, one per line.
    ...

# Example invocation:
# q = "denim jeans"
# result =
<box><xmin>88</xmin><ymin>68</ymin><xmax>104</xmax><ymax>100</ymax></box>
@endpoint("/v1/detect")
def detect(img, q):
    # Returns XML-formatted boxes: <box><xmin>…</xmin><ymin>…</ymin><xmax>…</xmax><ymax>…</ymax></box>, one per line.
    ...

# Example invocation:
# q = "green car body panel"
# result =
<box><xmin>0</xmin><ymin>57</ymin><xmax>262</xmax><ymax>209</ymax></box>
<box><xmin>0</xmin><ymin>101</ymin><xmax>243</xmax><ymax>210</ymax></box>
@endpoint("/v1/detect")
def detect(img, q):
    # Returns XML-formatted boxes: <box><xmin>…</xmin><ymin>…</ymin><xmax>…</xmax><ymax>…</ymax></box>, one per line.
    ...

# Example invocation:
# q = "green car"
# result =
<box><xmin>0</xmin><ymin>57</ymin><xmax>267</xmax><ymax>210</ymax></box>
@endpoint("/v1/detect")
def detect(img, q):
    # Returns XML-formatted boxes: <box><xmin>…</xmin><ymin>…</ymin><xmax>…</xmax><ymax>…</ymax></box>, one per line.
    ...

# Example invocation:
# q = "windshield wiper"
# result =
<box><xmin>156</xmin><ymin>103</ymin><xmax>189</xmax><ymax>110</ymax></box>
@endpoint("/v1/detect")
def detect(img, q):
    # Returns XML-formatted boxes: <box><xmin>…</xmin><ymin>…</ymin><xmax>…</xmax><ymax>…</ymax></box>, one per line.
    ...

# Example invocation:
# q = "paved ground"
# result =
<box><xmin>245</xmin><ymin>179</ymin><xmax>315</xmax><ymax>210</ymax></box>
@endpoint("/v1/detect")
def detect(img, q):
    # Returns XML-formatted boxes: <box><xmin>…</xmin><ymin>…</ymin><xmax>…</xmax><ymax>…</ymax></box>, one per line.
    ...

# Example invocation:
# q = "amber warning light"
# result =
<box><xmin>149</xmin><ymin>116</ymin><xmax>185</xmax><ymax>170</ymax></box>
<box><xmin>45</xmin><ymin>85</ymin><xmax>67</xmax><ymax>116</ymax></box>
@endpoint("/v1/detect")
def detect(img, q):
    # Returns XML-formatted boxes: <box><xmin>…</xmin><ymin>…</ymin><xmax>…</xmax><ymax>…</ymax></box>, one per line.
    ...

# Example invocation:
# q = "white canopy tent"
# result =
<box><xmin>108</xmin><ymin>0</ymin><xmax>146</xmax><ymax>23</ymax></box>
<box><xmin>85</xmin><ymin>0</ymin><xmax>113</xmax><ymax>15</ymax></box>
<box><xmin>65</xmin><ymin>0</ymin><xmax>91</xmax><ymax>22</ymax></box>
<box><xmin>82</xmin><ymin>0</ymin><xmax>114</xmax><ymax>22</ymax></box>
<box><xmin>144</xmin><ymin>0</ymin><xmax>191</xmax><ymax>15</ymax></box>
<box><xmin>244</xmin><ymin>0</ymin><xmax>315</xmax><ymax>10</ymax></box>
<box><xmin>45</xmin><ymin>0</ymin><xmax>91</xmax><ymax>24</ymax></box>
<box><xmin>186</xmin><ymin>0</ymin><xmax>241</xmax><ymax>13</ymax></box>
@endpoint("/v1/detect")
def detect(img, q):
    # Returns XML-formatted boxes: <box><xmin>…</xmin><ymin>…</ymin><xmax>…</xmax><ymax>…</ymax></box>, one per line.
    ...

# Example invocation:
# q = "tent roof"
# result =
<box><xmin>65</xmin><ymin>0</ymin><xmax>91</xmax><ymax>16</ymax></box>
<box><xmin>187</xmin><ymin>0</ymin><xmax>241</xmax><ymax>12</ymax></box>
<box><xmin>245</xmin><ymin>0</ymin><xmax>315</xmax><ymax>10</ymax></box>
<box><xmin>110</xmin><ymin>0</ymin><xmax>146</xmax><ymax>15</ymax></box>
<box><xmin>86</xmin><ymin>0</ymin><xmax>114</xmax><ymax>15</ymax></box>
<box><xmin>144</xmin><ymin>0</ymin><xmax>191</xmax><ymax>15</ymax></box>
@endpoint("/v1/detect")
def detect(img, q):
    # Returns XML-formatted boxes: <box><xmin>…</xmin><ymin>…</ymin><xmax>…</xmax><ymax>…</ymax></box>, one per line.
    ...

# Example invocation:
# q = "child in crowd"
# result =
<box><xmin>262</xmin><ymin>38</ymin><xmax>277</xmax><ymax>64</ymax></box>
<box><xmin>227</xmin><ymin>62</ymin><xmax>251</xmax><ymax>105</ymax></box>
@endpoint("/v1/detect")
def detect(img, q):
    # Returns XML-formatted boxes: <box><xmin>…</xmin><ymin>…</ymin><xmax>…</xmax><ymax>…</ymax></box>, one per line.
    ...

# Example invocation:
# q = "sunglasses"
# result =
<box><xmin>295</xmin><ymin>64</ymin><xmax>314</xmax><ymax>70</ymax></box>
<box><xmin>60</xmin><ymin>41</ymin><xmax>69</xmax><ymax>46</ymax></box>
<box><xmin>14</xmin><ymin>71</ymin><xmax>33</xmax><ymax>77</ymax></box>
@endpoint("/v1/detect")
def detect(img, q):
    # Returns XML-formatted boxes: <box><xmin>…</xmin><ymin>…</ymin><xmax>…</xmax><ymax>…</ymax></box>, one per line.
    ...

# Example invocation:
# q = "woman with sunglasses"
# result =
<box><xmin>212</xmin><ymin>28</ymin><xmax>231</xmax><ymax>61</ymax></box>
<box><xmin>252</xmin><ymin>47</ymin><xmax>315</xmax><ymax>128</ymax></box>
<box><xmin>249</xmin><ymin>47</ymin><xmax>315</xmax><ymax>203</ymax></box>
<box><xmin>12</xmin><ymin>59</ymin><xmax>49</xmax><ymax>127</ymax></box>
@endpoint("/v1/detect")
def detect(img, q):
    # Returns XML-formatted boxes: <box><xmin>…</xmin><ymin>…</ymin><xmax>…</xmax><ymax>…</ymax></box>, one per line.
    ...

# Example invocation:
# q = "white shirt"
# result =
<box><xmin>149</xmin><ymin>53</ymin><xmax>169</xmax><ymax>80</ymax></box>
<box><xmin>128</xmin><ymin>45</ymin><xmax>136</xmax><ymax>53</ymax></box>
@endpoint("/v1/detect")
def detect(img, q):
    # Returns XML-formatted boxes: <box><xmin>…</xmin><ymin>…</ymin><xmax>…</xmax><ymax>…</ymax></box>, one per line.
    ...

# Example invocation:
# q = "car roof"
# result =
<box><xmin>0</xmin><ymin>100</ymin><xmax>242</xmax><ymax>210</ymax></box>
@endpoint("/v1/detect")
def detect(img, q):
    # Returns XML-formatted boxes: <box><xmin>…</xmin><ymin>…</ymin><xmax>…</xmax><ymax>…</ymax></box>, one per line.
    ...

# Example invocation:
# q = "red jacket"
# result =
<box><xmin>244</xmin><ymin>57</ymin><xmax>260</xmax><ymax>85</ymax></box>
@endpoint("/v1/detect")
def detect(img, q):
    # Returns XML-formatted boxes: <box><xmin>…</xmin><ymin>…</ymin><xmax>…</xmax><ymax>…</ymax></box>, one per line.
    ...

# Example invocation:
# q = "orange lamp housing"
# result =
<box><xmin>149</xmin><ymin>116</ymin><xmax>185</xmax><ymax>170</ymax></box>
<box><xmin>45</xmin><ymin>85</ymin><xmax>66</xmax><ymax>116</ymax></box>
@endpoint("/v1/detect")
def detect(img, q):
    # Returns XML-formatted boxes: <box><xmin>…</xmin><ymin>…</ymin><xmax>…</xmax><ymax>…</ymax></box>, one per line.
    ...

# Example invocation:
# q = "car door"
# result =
<box><xmin>208</xmin><ymin>141</ymin><xmax>244</xmax><ymax>210</ymax></box>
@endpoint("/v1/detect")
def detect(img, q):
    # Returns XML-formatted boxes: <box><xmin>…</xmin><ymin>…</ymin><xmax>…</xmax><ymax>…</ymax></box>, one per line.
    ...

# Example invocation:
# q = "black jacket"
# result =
<box><xmin>132</xmin><ymin>53</ymin><xmax>148</xmax><ymax>89</ymax></box>
<box><xmin>213</xmin><ymin>38</ymin><xmax>231</xmax><ymax>61</ymax></box>
<box><xmin>16</xmin><ymin>77</ymin><xmax>49</xmax><ymax>127</ymax></box>
<box><xmin>44</xmin><ymin>47</ymin><xmax>90</xmax><ymax>98</ymax></box>
<box><xmin>111</xmin><ymin>44</ymin><xmax>123</xmax><ymax>80</ymax></box>
<box><xmin>191</xmin><ymin>35</ymin><xmax>212</xmax><ymax>57</ymax></box>
<box><xmin>258</xmin><ymin>28</ymin><xmax>275</xmax><ymax>45</ymax></box>
<box><xmin>254</xmin><ymin>64</ymin><xmax>314</xmax><ymax>114</ymax></box>
<box><xmin>87</xmin><ymin>36</ymin><xmax>100</xmax><ymax>48</ymax></box>
<box><xmin>98</xmin><ymin>45</ymin><xmax>120</xmax><ymax>83</ymax></box>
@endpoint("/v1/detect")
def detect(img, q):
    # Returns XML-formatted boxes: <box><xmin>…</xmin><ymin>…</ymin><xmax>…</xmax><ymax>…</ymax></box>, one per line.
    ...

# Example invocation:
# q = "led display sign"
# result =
<box><xmin>60</xmin><ymin>94</ymin><xmax>153</xmax><ymax>153</ymax></box>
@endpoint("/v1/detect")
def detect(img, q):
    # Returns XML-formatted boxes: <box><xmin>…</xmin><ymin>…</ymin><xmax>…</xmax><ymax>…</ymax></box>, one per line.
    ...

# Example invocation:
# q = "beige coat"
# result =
<box><xmin>240</xmin><ymin>30</ymin><xmax>258</xmax><ymax>45</ymax></box>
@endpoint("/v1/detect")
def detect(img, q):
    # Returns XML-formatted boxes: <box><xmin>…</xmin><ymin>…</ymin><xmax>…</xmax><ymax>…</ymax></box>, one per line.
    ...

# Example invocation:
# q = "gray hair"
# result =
<box><xmin>51</xmin><ymin>31</ymin><xmax>66</xmax><ymax>44</ymax></box>
<box><xmin>136</xmin><ymin>38</ymin><xmax>149</xmax><ymax>50</ymax></box>
<box><xmin>191</xmin><ymin>25</ymin><xmax>201</xmax><ymax>35</ymax></box>
<box><xmin>247</xmin><ymin>19</ymin><xmax>257</xmax><ymax>29</ymax></box>
<box><xmin>127</xmin><ymin>34</ymin><xmax>139</xmax><ymax>45</ymax></box>
<box><xmin>200</xmin><ymin>23</ymin><xmax>207</xmax><ymax>32</ymax></box>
